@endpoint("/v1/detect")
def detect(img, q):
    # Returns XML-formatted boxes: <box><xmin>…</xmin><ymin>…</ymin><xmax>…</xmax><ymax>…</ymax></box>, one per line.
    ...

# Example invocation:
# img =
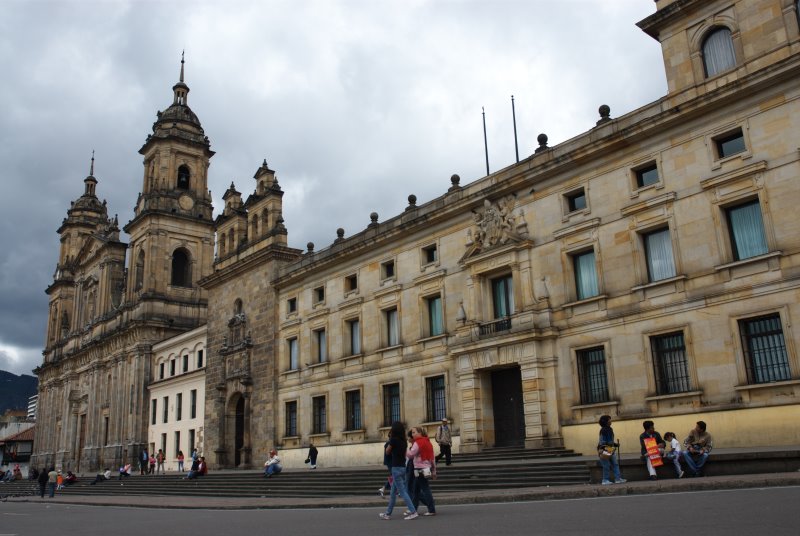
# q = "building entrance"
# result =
<box><xmin>491</xmin><ymin>367</ymin><xmax>525</xmax><ymax>447</ymax></box>
<box><xmin>234</xmin><ymin>396</ymin><xmax>245</xmax><ymax>467</ymax></box>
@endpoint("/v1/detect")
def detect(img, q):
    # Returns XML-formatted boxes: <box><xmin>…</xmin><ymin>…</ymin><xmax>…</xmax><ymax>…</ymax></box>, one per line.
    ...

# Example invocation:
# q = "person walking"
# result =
<box><xmin>434</xmin><ymin>418</ymin><xmax>452</xmax><ymax>466</ymax></box>
<box><xmin>379</xmin><ymin>421</ymin><xmax>418</xmax><ymax>520</ymax></box>
<box><xmin>37</xmin><ymin>467</ymin><xmax>49</xmax><ymax>498</ymax></box>
<box><xmin>597</xmin><ymin>415</ymin><xmax>626</xmax><ymax>485</ymax></box>
<box><xmin>177</xmin><ymin>450</ymin><xmax>185</xmax><ymax>472</ymax></box>
<box><xmin>408</xmin><ymin>426</ymin><xmax>437</xmax><ymax>516</ymax></box>
<box><xmin>306</xmin><ymin>443</ymin><xmax>318</xmax><ymax>469</ymax></box>
<box><xmin>47</xmin><ymin>467</ymin><xmax>58</xmax><ymax>498</ymax></box>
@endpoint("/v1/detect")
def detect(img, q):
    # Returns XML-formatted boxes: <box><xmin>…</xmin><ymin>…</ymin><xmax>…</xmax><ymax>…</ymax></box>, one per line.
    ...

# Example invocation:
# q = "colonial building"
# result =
<box><xmin>147</xmin><ymin>326</ymin><xmax>207</xmax><ymax>471</ymax></box>
<box><xmin>35</xmin><ymin>0</ymin><xmax>800</xmax><ymax>471</ymax></box>
<box><xmin>33</xmin><ymin>58</ymin><xmax>215</xmax><ymax>472</ymax></box>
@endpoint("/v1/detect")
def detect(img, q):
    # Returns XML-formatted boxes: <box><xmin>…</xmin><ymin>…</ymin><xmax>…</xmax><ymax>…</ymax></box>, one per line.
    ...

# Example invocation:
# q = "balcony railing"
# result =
<box><xmin>479</xmin><ymin>316</ymin><xmax>512</xmax><ymax>337</ymax></box>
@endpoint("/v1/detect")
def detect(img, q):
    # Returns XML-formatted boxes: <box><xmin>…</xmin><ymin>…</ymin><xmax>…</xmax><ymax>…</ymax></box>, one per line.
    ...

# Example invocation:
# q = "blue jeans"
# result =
<box><xmin>599</xmin><ymin>452</ymin><xmax>622</xmax><ymax>481</ymax></box>
<box><xmin>48</xmin><ymin>482</ymin><xmax>56</xmax><ymax>497</ymax></box>
<box><xmin>386</xmin><ymin>466</ymin><xmax>416</xmax><ymax>516</ymax></box>
<box><xmin>265</xmin><ymin>464</ymin><xmax>282</xmax><ymax>476</ymax></box>
<box><xmin>682</xmin><ymin>451</ymin><xmax>709</xmax><ymax>475</ymax></box>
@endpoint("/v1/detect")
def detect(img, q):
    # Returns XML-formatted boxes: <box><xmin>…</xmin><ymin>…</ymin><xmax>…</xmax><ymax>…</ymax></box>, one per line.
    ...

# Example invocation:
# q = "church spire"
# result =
<box><xmin>85</xmin><ymin>150</ymin><xmax>97</xmax><ymax>196</ymax></box>
<box><xmin>172</xmin><ymin>51</ymin><xmax>189</xmax><ymax>106</ymax></box>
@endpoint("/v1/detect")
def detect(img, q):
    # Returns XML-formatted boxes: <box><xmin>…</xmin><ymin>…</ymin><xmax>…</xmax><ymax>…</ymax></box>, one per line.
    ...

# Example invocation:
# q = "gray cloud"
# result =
<box><xmin>0</xmin><ymin>0</ymin><xmax>666</xmax><ymax>374</ymax></box>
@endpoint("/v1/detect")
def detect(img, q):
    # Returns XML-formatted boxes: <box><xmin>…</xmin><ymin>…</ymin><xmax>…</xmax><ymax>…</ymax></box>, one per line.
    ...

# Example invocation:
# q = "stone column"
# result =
<box><xmin>456</xmin><ymin>361</ymin><xmax>483</xmax><ymax>453</ymax></box>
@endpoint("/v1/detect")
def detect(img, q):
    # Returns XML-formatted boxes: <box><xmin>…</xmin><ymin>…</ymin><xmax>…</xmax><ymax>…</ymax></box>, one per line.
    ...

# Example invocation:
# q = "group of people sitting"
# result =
<box><xmin>597</xmin><ymin>415</ymin><xmax>714</xmax><ymax>484</ymax></box>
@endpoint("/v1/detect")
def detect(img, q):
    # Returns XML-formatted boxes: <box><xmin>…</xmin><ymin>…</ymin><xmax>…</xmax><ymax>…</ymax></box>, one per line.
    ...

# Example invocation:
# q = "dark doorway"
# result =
<box><xmin>234</xmin><ymin>397</ymin><xmax>245</xmax><ymax>467</ymax></box>
<box><xmin>77</xmin><ymin>414</ymin><xmax>87</xmax><ymax>472</ymax></box>
<box><xmin>491</xmin><ymin>367</ymin><xmax>525</xmax><ymax>447</ymax></box>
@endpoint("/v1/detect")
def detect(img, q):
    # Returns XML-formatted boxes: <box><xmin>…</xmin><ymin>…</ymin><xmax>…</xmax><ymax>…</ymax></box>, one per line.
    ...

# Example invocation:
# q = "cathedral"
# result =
<box><xmin>34</xmin><ymin>0</ymin><xmax>800</xmax><ymax>472</ymax></box>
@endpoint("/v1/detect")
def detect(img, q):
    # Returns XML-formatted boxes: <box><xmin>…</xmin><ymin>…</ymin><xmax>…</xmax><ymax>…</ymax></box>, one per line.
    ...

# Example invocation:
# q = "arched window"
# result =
<box><xmin>177</xmin><ymin>165</ymin><xmax>190</xmax><ymax>190</ymax></box>
<box><xmin>261</xmin><ymin>210</ymin><xmax>269</xmax><ymax>233</ymax></box>
<box><xmin>171</xmin><ymin>248</ymin><xmax>192</xmax><ymax>287</ymax></box>
<box><xmin>702</xmin><ymin>27</ymin><xmax>736</xmax><ymax>77</ymax></box>
<box><xmin>218</xmin><ymin>233</ymin><xmax>226</xmax><ymax>256</ymax></box>
<box><xmin>135</xmin><ymin>250</ymin><xmax>145</xmax><ymax>290</ymax></box>
<box><xmin>234</xmin><ymin>299</ymin><xmax>243</xmax><ymax>315</ymax></box>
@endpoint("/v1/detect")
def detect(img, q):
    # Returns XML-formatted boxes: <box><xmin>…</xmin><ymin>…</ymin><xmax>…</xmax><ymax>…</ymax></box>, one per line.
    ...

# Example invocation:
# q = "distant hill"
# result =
<box><xmin>0</xmin><ymin>370</ymin><xmax>38</xmax><ymax>414</ymax></box>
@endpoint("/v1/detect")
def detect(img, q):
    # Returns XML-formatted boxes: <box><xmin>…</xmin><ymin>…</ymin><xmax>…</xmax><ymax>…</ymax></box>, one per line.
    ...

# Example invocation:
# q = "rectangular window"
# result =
<box><xmin>577</xmin><ymin>347</ymin><xmax>610</xmax><ymax>404</ymax></box>
<box><xmin>427</xmin><ymin>295</ymin><xmax>443</xmax><ymax>336</ymax></box>
<box><xmin>422</xmin><ymin>244</ymin><xmax>438</xmax><ymax>264</ymax></box>
<box><xmin>182</xmin><ymin>354</ymin><xmax>189</xmax><ymax>373</ymax></box>
<box><xmin>643</xmin><ymin>228</ymin><xmax>676</xmax><ymax>282</ymax></box>
<box><xmin>159</xmin><ymin>363</ymin><xmax>165</xmax><ymax>380</ymax></box>
<box><xmin>288</xmin><ymin>337</ymin><xmax>299</xmax><ymax>370</ymax></box>
<box><xmin>190</xmin><ymin>389</ymin><xmax>197</xmax><ymax>419</ymax></box>
<box><xmin>345</xmin><ymin>390</ymin><xmax>362</xmax><ymax>430</ymax></box>
<box><xmin>715</xmin><ymin>129</ymin><xmax>746</xmax><ymax>159</ymax></box>
<box><xmin>739</xmin><ymin>314</ymin><xmax>790</xmax><ymax>384</ymax></box>
<box><xmin>285</xmin><ymin>401</ymin><xmax>297</xmax><ymax>437</ymax></box>
<box><xmin>197</xmin><ymin>350</ymin><xmax>204</xmax><ymax>368</ymax></box>
<box><xmin>381</xmin><ymin>259</ymin><xmax>395</xmax><ymax>279</ymax></box>
<box><xmin>491</xmin><ymin>275</ymin><xmax>514</xmax><ymax>318</ymax></box>
<box><xmin>345</xmin><ymin>274</ymin><xmax>358</xmax><ymax>293</ymax></box>
<box><xmin>170</xmin><ymin>359</ymin><xmax>176</xmax><ymax>376</ymax></box>
<box><xmin>315</xmin><ymin>329</ymin><xmax>327</xmax><ymax>363</ymax></box>
<box><xmin>383</xmin><ymin>383</ymin><xmax>401</xmax><ymax>426</ymax></box>
<box><xmin>566</xmin><ymin>189</ymin><xmax>586</xmax><ymax>212</ymax></box>
<box><xmin>151</xmin><ymin>399</ymin><xmax>157</xmax><ymax>425</ymax></box>
<box><xmin>176</xmin><ymin>393</ymin><xmax>183</xmax><ymax>421</ymax></box>
<box><xmin>104</xmin><ymin>416</ymin><xmax>109</xmax><ymax>446</ymax></box>
<box><xmin>287</xmin><ymin>297</ymin><xmax>297</xmax><ymax>314</ymax></box>
<box><xmin>651</xmin><ymin>332</ymin><xmax>691</xmax><ymax>395</ymax></box>
<box><xmin>162</xmin><ymin>396</ymin><xmax>169</xmax><ymax>423</ymax></box>
<box><xmin>385</xmin><ymin>307</ymin><xmax>399</xmax><ymax>346</ymax></box>
<box><xmin>726</xmin><ymin>200</ymin><xmax>768</xmax><ymax>261</ymax></box>
<box><xmin>161</xmin><ymin>433</ymin><xmax>167</xmax><ymax>453</ymax></box>
<box><xmin>348</xmin><ymin>319</ymin><xmax>361</xmax><ymax>355</ymax></box>
<box><xmin>312</xmin><ymin>396</ymin><xmax>327</xmax><ymax>434</ymax></box>
<box><xmin>188</xmin><ymin>429</ymin><xmax>195</xmax><ymax>453</ymax></box>
<box><xmin>174</xmin><ymin>431</ymin><xmax>181</xmax><ymax>457</ymax></box>
<box><xmin>635</xmin><ymin>163</ymin><xmax>659</xmax><ymax>188</ymax></box>
<box><xmin>314</xmin><ymin>286</ymin><xmax>325</xmax><ymax>304</ymax></box>
<box><xmin>573</xmin><ymin>250</ymin><xmax>599</xmax><ymax>300</ymax></box>
<box><xmin>426</xmin><ymin>375</ymin><xmax>447</xmax><ymax>422</ymax></box>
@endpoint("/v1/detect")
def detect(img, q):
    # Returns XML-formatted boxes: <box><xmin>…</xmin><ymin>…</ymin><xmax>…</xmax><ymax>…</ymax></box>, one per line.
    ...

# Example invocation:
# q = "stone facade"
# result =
<box><xmin>33</xmin><ymin>58</ymin><xmax>215</xmax><ymax>472</ymax></box>
<box><xmin>35</xmin><ymin>0</ymin><xmax>800</xmax><ymax>471</ymax></box>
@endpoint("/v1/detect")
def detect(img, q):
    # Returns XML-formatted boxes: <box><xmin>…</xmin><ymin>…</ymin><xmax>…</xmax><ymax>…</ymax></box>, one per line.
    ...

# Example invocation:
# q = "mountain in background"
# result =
<box><xmin>0</xmin><ymin>370</ymin><xmax>38</xmax><ymax>415</ymax></box>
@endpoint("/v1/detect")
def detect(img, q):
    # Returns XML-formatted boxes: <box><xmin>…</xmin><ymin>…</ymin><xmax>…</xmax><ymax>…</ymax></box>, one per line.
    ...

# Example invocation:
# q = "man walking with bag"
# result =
<box><xmin>435</xmin><ymin>418</ymin><xmax>452</xmax><ymax>466</ymax></box>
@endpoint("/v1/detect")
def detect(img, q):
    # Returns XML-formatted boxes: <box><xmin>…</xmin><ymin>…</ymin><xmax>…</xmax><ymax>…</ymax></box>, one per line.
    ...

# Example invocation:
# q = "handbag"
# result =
<box><xmin>304</xmin><ymin>458</ymin><xmax>310</xmax><ymax>464</ymax></box>
<box><xmin>598</xmin><ymin>445</ymin><xmax>615</xmax><ymax>459</ymax></box>
<box><xmin>415</xmin><ymin>467</ymin><xmax>432</xmax><ymax>478</ymax></box>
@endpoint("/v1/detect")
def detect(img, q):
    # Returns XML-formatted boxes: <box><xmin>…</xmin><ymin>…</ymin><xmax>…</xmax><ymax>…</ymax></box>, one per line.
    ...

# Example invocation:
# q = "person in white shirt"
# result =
<box><xmin>663</xmin><ymin>432</ymin><xmax>684</xmax><ymax>478</ymax></box>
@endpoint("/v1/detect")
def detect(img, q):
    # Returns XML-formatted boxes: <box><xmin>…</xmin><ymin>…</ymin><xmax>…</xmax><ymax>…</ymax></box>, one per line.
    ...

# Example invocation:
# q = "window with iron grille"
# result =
<box><xmin>383</xmin><ymin>383</ymin><xmax>400</xmax><ymax>426</ymax></box>
<box><xmin>426</xmin><ymin>376</ymin><xmax>446</xmax><ymax>422</ymax></box>
<box><xmin>577</xmin><ymin>347</ymin><xmax>610</xmax><ymax>404</ymax></box>
<box><xmin>285</xmin><ymin>401</ymin><xmax>297</xmax><ymax>436</ymax></box>
<box><xmin>312</xmin><ymin>396</ymin><xmax>327</xmax><ymax>434</ymax></box>
<box><xmin>651</xmin><ymin>332</ymin><xmax>691</xmax><ymax>394</ymax></box>
<box><xmin>739</xmin><ymin>314</ymin><xmax>791</xmax><ymax>384</ymax></box>
<box><xmin>345</xmin><ymin>390</ymin><xmax>362</xmax><ymax>430</ymax></box>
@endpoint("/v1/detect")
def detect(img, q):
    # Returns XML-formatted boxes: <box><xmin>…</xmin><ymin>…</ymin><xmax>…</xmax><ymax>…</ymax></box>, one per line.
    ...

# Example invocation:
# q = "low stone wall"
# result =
<box><xmin>587</xmin><ymin>448</ymin><xmax>800</xmax><ymax>483</ymax></box>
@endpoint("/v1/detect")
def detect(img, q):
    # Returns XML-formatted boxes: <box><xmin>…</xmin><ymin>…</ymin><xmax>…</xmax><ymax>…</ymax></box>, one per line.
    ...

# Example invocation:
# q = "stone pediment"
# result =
<box><xmin>460</xmin><ymin>195</ymin><xmax>529</xmax><ymax>263</ymax></box>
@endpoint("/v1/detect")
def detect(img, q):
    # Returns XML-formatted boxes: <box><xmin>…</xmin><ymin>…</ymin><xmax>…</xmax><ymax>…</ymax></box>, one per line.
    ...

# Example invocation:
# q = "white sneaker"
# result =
<box><xmin>615</xmin><ymin>478</ymin><xmax>627</xmax><ymax>484</ymax></box>
<box><xmin>404</xmin><ymin>512</ymin><xmax>418</xmax><ymax>520</ymax></box>
<box><xmin>601</xmin><ymin>480</ymin><xmax>612</xmax><ymax>485</ymax></box>
<box><xmin>378</xmin><ymin>488</ymin><xmax>385</xmax><ymax>498</ymax></box>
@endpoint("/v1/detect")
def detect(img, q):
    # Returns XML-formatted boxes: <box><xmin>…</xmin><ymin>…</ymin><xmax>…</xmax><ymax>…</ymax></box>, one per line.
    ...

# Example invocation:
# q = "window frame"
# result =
<box><xmin>190</xmin><ymin>389</ymin><xmax>197</xmax><ymax>419</ymax></box>
<box><xmin>287</xmin><ymin>297</ymin><xmax>297</xmax><ymax>315</ymax></box>
<box><xmin>346</xmin><ymin>317</ymin><xmax>361</xmax><ymax>356</ymax></box>
<box><xmin>576</xmin><ymin>346</ymin><xmax>610</xmax><ymax>405</ymax></box>
<box><xmin>313</xmin><ymin>285</ymin><xmax>325</xmax><ymax>305</ymax></box>
<box><xmin>382</xmin><ymin>382</ymin><xmax>401</xmax><ymax>427</ymax></box>
<box><xmin>421</xmin><ymin>243</ymin><xmax>438</xmax><ymax>266</ymax></box>
<box><xmin>738</xmin><ymin>313</ymin><xmax>792</xmax><ymax>384</ymax></box>
<box><xmin>642</xmin><ymin>227</ymin><xmax>677</xmax><ymax>283</ymax></box>
<box><xmin>344</xmin><ymin>273</ymin><xmax>358</xmax><ymax>295</ymax></box>
<box><xmin>345</xmin><ymin>389</ymin><xmax>363</xmax><ymax>431</ymax></box>
<box><xmin>384</xmin><ymin>307</ymin><xmax>400</xmax><ymax>347</ymax></box>
<box><xmin>313</xmin><ymin>327</ymin><xmax>327</xmax><ymax>364</ymax></box>
<box><xmin>702</xmin><ymin>26</ymin><xmax>737</xmax><ymax>78</ymax></box>
<box><xmin>425</xmin><ymin>294</ymin><xmax>444</xmax><ymax>337</ymax></box>
<box><xmin>714</xmin><ymin>128</ymin><xmax>746</xmax><ymax>160</ymax></box>
<box><xmin>490</xmin><ymin>273</ymin><xmax>514</xmax><ymax>319</ymax></box>
<box><xmin>425</xmin><ymin>375</ymin><xmax>447</xmax><ymax>422</ymax></box>
<box><xmin>381</xmin><ymin>259</ymin><xmax>396</xmax><ymax>281</ymax></box>
<box><xmin>285</xmin><ymin>400</ymin><xmax>298</xmax><ymax>437</ymax></box>
<box><xmin>287</xmin><ymin>337</ymin><xmax>299</xmax><ymax>371</ymax></box>
<box><xmin>162</xmin><ymin>395</ymin><xmax>169</xmax><ymax>424</ymax></box>
<box><xmin>724</xmin><ymin>198</ymin><xmax>769</xmax><ymax>261</ymax></box>
<box><xmin>312</xmin><ymin>395</ymin><xmax>327</xmax><ymax>435</ymax></box>
<box><xmin>151</xmin><ymin>399</ymin><xmax>157</xmax><ymax>426</ymax></box>
<box><xmin>176</xmin><ymin>392</ymin><xmax>183</xmax><ymax>421</ymax></box>
<box><xmin>566</xmin><ymin>188</ymin><xmax>587</xmax><ymax>213</ymax></box>
<box><xmin>650</xmin><ymin>331</ymin><xmax>692</xmax><ymax>395</ymax></box>
<box><xmin>572</xmin><ymin>249</ymin><xmax>599</xmax><ymax>301</ymax></box>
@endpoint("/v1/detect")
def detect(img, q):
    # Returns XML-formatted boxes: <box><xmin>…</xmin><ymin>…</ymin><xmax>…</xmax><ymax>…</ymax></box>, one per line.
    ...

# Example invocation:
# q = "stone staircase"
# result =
<box><xmin>45</xmin><ymin>447</ymin><xmax>590</xmax><ymax>498</ymax></box>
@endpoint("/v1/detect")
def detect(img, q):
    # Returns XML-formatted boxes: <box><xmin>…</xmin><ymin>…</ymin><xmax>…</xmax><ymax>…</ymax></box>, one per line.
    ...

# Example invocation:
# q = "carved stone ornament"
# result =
<box><xmin>466</xmin><ymin>195</ymin><xmax>528</xmax><ymax>251</ymax></box>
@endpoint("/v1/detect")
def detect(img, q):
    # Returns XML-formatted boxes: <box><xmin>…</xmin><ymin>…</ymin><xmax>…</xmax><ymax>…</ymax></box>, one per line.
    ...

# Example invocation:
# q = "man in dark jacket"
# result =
<box><xmin>37</xmin><ymin>467</ymin><xmax>49</xmax><ymax>498</ymax></box>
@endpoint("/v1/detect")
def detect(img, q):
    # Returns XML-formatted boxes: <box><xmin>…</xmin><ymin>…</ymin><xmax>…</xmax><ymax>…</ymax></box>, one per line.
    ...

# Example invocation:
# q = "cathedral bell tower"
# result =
<box><xmin>123</xmin><ymin>54</ymin><xmax>215</xmax><ymax>327</ymax></box>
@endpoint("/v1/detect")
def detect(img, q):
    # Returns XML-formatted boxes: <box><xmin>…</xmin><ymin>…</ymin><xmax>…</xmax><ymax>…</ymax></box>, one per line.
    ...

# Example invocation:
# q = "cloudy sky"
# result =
<box><xmin>0</xmin><ymin>0</ymin><xmax>666</xmax><ymax>376</ymax></box>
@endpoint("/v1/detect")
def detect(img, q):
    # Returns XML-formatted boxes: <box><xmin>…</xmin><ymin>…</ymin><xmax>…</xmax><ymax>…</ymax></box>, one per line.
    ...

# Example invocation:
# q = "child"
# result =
<box><xmin>663</xmin><ymin>432</ymin><xmax>685</xmax><ymax>478</ymax></box>
<box><xmin>56</xmin><ymin>471</ymin><xmax>64</xmax><ymax>490</ymax></box>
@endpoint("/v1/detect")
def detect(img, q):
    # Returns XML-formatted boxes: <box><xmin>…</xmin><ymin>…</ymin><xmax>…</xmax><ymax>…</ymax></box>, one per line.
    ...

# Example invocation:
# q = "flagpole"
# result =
<box><xmin>482</xmin><ymin>107</ymin><xmax>490</xmax><ymax>176</ymax></box>
<box><xmin>512</xmin><ymin>95</ymin><xmax>519</xmax><ymax>163</ymax></box>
